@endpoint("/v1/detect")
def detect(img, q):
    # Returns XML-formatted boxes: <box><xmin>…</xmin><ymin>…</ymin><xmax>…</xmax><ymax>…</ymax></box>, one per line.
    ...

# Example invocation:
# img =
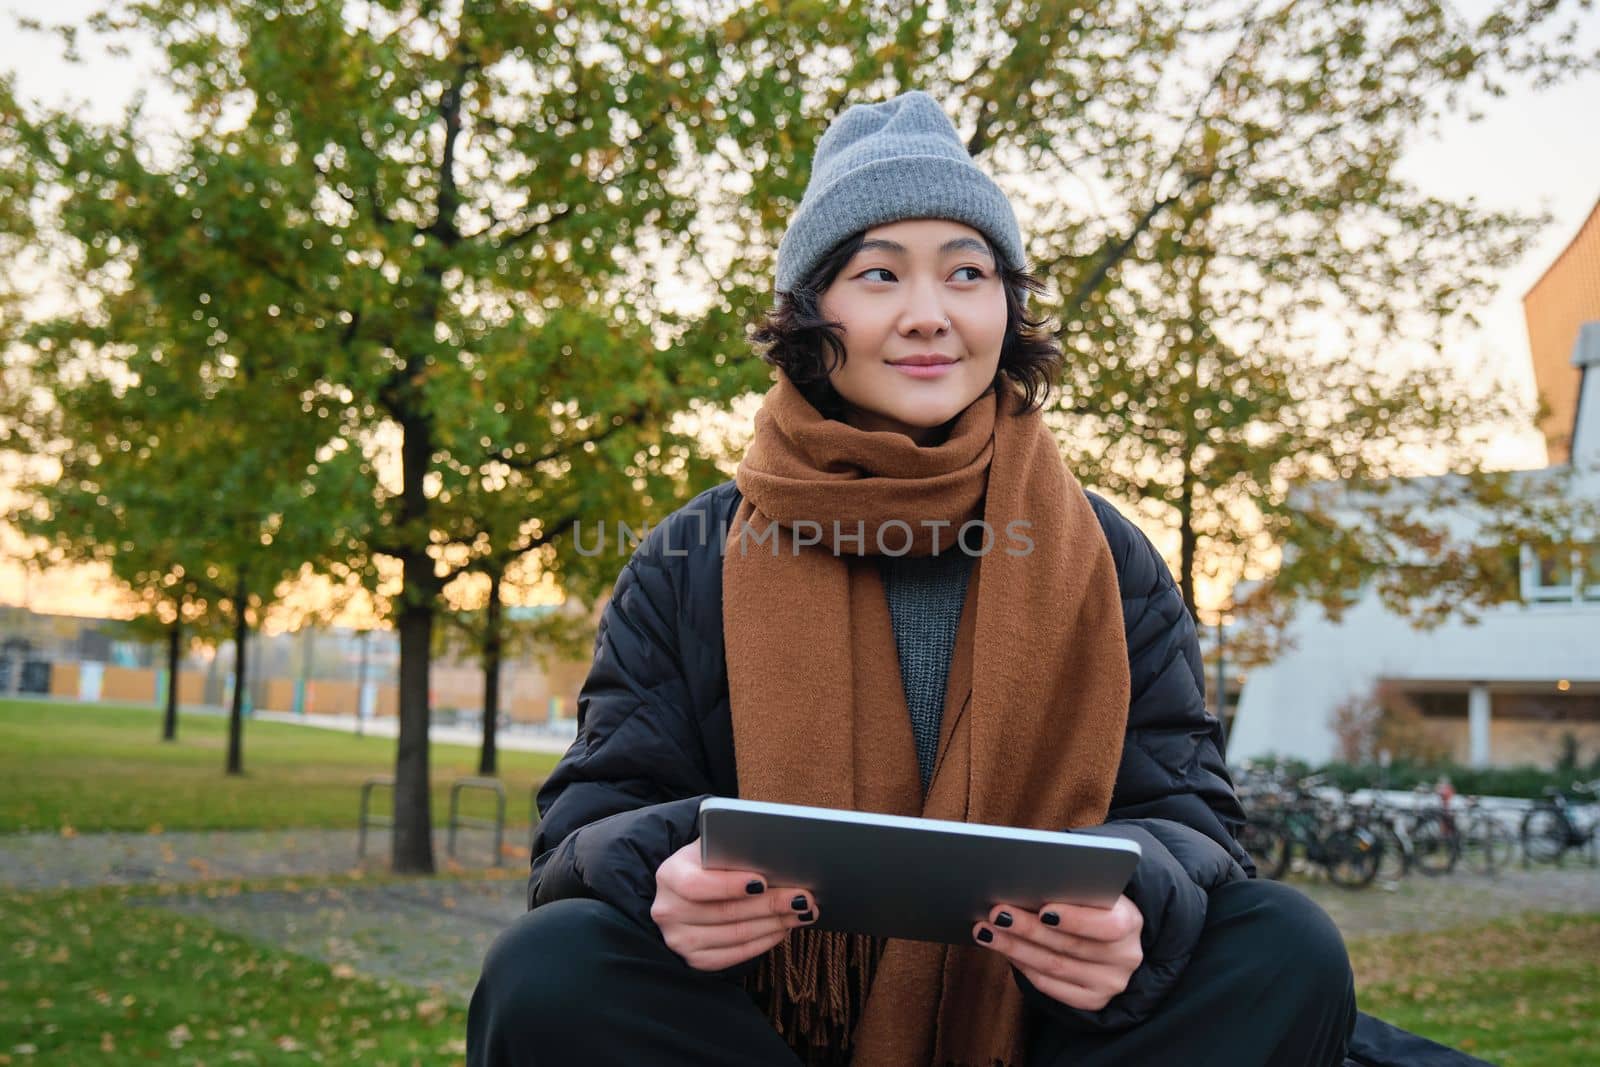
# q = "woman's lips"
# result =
<box><xmin>888</xmin><ymin>361</ymin><xmax>957</xmax><ymax>379</ymax></box>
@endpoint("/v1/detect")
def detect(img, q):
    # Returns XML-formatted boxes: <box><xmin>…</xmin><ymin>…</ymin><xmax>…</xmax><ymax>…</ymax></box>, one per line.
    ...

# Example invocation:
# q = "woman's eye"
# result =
<box><xmin>859</xmin><ymin>267</ymin><xmax>986</xmax><ymax>282</ymax></box>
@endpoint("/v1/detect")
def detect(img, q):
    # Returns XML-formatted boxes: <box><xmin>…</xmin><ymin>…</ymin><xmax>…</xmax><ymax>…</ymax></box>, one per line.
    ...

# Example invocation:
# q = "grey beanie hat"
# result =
<box><xmin>774</xmin><ymin>90</ymin><xmax>1026</xmax><ymax>301</ymax></box>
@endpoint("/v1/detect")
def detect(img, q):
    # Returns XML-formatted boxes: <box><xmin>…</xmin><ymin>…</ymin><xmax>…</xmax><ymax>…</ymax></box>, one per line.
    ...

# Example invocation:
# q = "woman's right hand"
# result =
<box><xmin>651</xmin><ymin>838</ymin><xmax>819</xmax><ymax>971</ymax></box>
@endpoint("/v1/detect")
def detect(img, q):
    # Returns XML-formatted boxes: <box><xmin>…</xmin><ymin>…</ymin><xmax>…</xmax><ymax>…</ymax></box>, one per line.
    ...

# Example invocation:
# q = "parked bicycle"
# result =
<box><xmin>1240</xmin><ymin>775</ymin><xmax>1381</xmax><ymax>889</ymax></box>
<box><xmin>1454</xmin><ymin>793</ymin><xmax>1516</xmax><ymax>875</ymax></box>
<box><xmin>1395</xmin><ymin>782</ymin><xmax>1461</xmax><ymax>876</ymax></box>
<box><xmin>1345</xmin><ymin>793</ymin><xmax>1415</xmax><ymax>883</ymax></box>
<box><xmin>1521</xmin><ymin>778</ymin><xmax>1600</xmax><ymax>867</ymax></box>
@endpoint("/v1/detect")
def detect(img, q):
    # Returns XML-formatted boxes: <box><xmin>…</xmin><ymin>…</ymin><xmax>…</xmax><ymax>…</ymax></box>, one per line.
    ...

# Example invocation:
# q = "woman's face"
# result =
<box><xmin>817</xmin><ymin>218</ymin><xmax>1008</xmax><ymax>446</ymax></box>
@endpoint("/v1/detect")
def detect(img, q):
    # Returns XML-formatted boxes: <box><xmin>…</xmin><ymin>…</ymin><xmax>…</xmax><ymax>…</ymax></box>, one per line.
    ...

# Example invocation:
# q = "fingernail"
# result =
<box><xmin>975</xmin><ymin>927</ymin><xmax>994</xmax><ymax>944</ymax></box>
<box><xmin>995</xmin><ymin>911</ymin><xmax>1013</xmax><ymax>928</ymax></box>
<box><xmin>798</xmin><ymin>910</ymin><xmax>816</xmax><ymax>923</ymax></box>
<box><xmin>1041</xmin><ymin>911</ymin><xmax>1060</xmax><ymax>927</ymax></box>
<box><xmin>746</xmin><ymin>879</ymin><xmax>765</xmax><ymax>895</ymax></box>
<box><xmin>791</xmin><ymin>895</ymin><xmax>809</xmax><ymax>911</ymax></box>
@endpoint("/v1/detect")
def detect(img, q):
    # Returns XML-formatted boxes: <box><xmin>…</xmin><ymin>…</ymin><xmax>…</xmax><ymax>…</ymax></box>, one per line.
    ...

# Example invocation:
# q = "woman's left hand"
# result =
<box><xmin>971</xmin><ymin>894</ymin><xmax>1144</xmax><ymax>1012</ymax></box>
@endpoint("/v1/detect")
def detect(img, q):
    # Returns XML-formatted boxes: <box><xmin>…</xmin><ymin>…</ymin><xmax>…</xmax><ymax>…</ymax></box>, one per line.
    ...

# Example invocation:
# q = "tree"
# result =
<box><xmin>1</xmin><ymin>0</ymin><xmax>773</xmax><ymax>871</ymax></box>
<box><xmin>435</xmin><ymin>561</ymin><xmax>592</xmax><ymax>777</ymax></box>
<box><xmin>1017</xmin><ymin>0</ymin><xmax>1600</xmax><ymax>627</ymax></box>
<box><xmin>1</xmin><ymin>355</ymin><xmax>364</xmax><ymax>771</ymax></box>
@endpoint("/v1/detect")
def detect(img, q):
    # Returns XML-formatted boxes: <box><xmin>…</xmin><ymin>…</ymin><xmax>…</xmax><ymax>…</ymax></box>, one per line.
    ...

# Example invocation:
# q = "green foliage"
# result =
<box><xmin>1032</xmin><ymin>1</ymin><xmax>1600</xmax><ymax>625</ymax></box>
<box><xmin>1257</xmin><ymin>755</ymin><xmax>1600</xmax><ymax>800</ymax></box>
<box><xmin>0</xmin><ymin>699</ymin><xmax>557</xmax><ymax>833</ymax></box>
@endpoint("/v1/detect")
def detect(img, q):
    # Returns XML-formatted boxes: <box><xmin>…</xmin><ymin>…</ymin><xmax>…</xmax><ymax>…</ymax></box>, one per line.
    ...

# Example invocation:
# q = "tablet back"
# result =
<box><xmin>699</xmin><ymin>798</ymin><xmax>1141</xmax><ymax>945</ymax></box>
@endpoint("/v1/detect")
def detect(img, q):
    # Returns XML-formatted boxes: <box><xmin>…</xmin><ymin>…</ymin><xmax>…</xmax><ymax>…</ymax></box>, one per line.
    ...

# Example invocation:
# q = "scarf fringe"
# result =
<box><xmin>745</xmin><ymin>927</ymin><xmax>883</xmax><ymax>1066</ymax></box>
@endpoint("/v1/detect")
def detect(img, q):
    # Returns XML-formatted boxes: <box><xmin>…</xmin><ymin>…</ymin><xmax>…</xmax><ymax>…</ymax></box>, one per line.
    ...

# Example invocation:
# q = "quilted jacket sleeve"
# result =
<box><xmin>1016</xmin><ymin>497</ymin><xmax>1252</xmax><ymax>1032</ymax></box>
<box><xmin>526</xmin><ymin>515</ymin><xmax>716</xmax><ymax>940</ymax></box>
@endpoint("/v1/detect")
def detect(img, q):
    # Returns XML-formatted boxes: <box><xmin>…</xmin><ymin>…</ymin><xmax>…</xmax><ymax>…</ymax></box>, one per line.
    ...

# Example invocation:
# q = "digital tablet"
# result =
<box><xmin>698</xmin><ymin>797</ymin><xmax>1142</xmax><ymax>945</ymax></box>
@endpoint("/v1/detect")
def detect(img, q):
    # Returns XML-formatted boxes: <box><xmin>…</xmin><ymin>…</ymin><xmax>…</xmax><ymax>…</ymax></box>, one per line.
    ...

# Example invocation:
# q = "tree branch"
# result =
<box><xmin>493</xmin><ymin>405</ymin><xmax>650</xmax><ymax>472</ymax></box>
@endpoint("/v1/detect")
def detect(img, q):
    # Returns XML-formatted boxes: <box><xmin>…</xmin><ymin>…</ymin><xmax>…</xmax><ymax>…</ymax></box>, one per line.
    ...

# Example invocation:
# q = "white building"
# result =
<box><xmin>1226</xmin><ymin>321</ymin><xmax>1600</xmax><ymax>769</ymax></box>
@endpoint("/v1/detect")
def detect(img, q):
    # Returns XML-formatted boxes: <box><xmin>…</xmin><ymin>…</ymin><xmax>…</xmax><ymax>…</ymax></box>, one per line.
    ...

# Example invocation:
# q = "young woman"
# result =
<box><xmin>467</xmin><ymin>90</ymin><xmax>1357</xmax><ymax>1067</ymax></box>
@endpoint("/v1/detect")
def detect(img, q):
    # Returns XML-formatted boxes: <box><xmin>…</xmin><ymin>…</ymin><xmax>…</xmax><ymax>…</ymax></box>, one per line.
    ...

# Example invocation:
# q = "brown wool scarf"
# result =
<box><xmin>722</xmin><ymin>370</ymin><xmax>1133</xmax><ymax>1067</ymax></box>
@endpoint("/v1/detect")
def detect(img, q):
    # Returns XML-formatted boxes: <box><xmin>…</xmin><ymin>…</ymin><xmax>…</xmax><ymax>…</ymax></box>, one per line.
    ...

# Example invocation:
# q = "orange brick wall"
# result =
<box><xmin>101</xmin><ymin>666</ymin><xmax>157</xmax><ymax>702</ymax></box>
<box><xmin>49</xmin><ymin>661</ymin><xmax>79</xmax><ymax>699</ymax></box>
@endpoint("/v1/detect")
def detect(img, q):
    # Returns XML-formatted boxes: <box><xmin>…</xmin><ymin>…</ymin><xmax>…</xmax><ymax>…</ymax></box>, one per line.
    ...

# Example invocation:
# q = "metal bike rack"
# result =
<box><xmin>448</xmin><ymin>776</ymin><xmax>507</xmax><ymax>866</ymax></box>
<box><xmin>357</xmin><ymin>775</ymin><xmax>395</xmax><ymax>858</ymax></box>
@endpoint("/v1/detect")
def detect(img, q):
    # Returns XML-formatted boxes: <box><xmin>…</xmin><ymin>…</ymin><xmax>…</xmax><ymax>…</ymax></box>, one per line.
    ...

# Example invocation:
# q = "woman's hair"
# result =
<box><xmin>748</xmin><ymin>230</ymin><xmax>1063</xmax><ymax>418</ymax></box>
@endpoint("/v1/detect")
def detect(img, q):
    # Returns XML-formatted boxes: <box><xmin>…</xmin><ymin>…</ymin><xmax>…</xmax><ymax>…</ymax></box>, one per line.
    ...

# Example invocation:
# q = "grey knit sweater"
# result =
<box><xmin>878</xmin><ymin>550</ymin><xmax>977</xmax><ymax>793</ymax></box>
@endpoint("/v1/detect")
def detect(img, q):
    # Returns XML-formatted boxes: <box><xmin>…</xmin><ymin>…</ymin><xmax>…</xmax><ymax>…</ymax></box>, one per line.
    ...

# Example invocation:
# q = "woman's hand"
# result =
<box><xmin>651</xmin><ymin>839</ymin><xmax>820</xmax><ymax>971</ymax></box>
<box><xmin>971</xmin><ymin>895</ymin><xmax>1144</xmax><ymax>1011</ymax></box>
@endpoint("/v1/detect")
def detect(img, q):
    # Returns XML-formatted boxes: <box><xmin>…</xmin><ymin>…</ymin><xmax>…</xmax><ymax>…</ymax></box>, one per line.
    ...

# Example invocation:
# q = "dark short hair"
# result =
<box><xmin>748</xmin><ymin>229</ymin><xmax>1062</xmax><ymax>418</ymax></box>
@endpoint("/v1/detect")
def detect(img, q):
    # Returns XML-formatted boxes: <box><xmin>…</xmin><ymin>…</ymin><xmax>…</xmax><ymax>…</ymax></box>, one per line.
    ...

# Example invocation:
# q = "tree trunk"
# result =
<box><xmin>392</xmin><ymin>408</ymin><xmax>440</xmax><ymax>874</ymax></box>
<box><xmin>390</xmin><ymin>69</ymin><xmax>466</xmax><ymax>872</ymax></box>
<box><xmin>480</xmin><ymin>567</ymin><xmax>503</xmax><ymax>777</ymax></box>
<box><xmin>161</xmin><ymin>619</ymin><xmax>181</xmax><ymax>742</ymax></box>
<box><xmin>394</xmin><ymin>584</ymin><xmax>436</xmax><ymax>872</ymax></box>
<box><xmin>1177</xmin><ymin>478</ymin><xmax>1199</xmax><ymax>620</ymax></box>
<box><xmin>226</xmin><ymin>577</ymin><xmax>248</xmax><ymax>776</ymax></box>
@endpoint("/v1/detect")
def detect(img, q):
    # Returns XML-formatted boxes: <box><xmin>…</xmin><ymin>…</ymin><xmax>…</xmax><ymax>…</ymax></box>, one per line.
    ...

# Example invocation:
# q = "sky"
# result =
<box><xmin>2</xmin><ymin>0</ymin><xmax>1598</xmax><ymax>624</ymax></box>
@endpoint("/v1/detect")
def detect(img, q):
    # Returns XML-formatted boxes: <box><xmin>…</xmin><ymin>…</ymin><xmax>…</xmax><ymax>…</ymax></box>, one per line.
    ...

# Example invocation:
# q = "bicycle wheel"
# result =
<box><xmin>1240</xmin><ymin>820</ymin><xmax>1292</xmax><ymax>880</ymax></box>
<box><xmin>1521</xmin><ymin>807</ymin><xmax>1568</xmax><ymax>865</ymax></box>
<box><xmin>1408</xmin><ymin>811</ymin><xmax>1461</xmax><ymax>875</ymax></box>
<box><xmin>1371</xmin><ymin>821</ymin><xmax>1409</xmax><ymax>882</ymax></box>
<box><xmin>1484</xmin><ymin>819</ymin><xmax>1515</xmax><ymax>874</ymax></box>
<box><xmin>1323</xmin><ymin>828</ymin><xmax>1381</xmax><ymax>889</ymax></box>
<box><xmin>1464</xmin><ymin>816</ymin><xmax>1514</xmax><ymax>875</ymax></box>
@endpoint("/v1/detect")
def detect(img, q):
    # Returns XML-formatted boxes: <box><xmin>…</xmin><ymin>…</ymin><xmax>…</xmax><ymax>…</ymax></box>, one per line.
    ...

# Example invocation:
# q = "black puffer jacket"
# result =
<box><xmin>529</xmin><ymin>477</ymin><xmax>1253</xmax><ymax>1032</ymax></box>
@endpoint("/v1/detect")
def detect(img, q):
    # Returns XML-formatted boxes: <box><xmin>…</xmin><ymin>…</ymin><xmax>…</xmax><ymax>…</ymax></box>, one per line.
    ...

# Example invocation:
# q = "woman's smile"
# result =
<box><xmin>887</xmin><ymin>359</ymin><xmax>961</xmax><ymax>380</ymax></box>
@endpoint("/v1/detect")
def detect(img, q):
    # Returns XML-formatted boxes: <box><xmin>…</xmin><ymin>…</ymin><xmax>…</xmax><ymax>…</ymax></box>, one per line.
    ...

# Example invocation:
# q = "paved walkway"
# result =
<box><xmin>6</xmin><ymin>824</ymin><xmax>1598</xmax><ymax>1007</ymax></box>
<box><xmin>135</xmin><ymin>876</ymin><xmax>528</xmax><ymax>998</ymax></box>
<box><xmin>1293</xmin><ymin>863</ymin><xmax>1600</xmax><ymax>940</ymax></box>
<box><xmin>251</xmin><ymin>709</ymin><xmax>577</xmax><ymax>755</ymax></box>
<box><xmin>0</xmin><ymin>826</ymin><xmax>532</xmax><ymax>891</ymax></box>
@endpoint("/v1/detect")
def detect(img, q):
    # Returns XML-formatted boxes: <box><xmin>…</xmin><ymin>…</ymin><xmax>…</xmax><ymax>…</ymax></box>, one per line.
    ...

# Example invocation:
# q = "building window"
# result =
<box><xmin>1519</xmin><ymin>542</ymin><xmax>1600</xmax><ymax>603</ymax></box>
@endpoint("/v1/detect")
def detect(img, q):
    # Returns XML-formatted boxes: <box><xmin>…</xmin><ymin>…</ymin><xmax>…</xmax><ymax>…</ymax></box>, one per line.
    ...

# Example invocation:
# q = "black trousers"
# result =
<box><xmin>467</xmin><ymin>878</ymin><xmax>1357</xmax><ymax>1067</ymax></box>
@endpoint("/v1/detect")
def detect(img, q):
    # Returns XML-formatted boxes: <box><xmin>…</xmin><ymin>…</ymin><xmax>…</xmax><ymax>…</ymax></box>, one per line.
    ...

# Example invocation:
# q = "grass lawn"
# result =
<box><xmin>1349</xmin><ymin>911</ymin><xmax>1600</xmax><ymax>1066</ymax></box>
<box><xmin>0</xmin><ymin>699</ymin><xmax>561</xmax><ymax>834</ymax></box>
<box><xmin>0</xmin><ymin>887</ymin><xmax>469</xmax><ymax>1065</ymax></box>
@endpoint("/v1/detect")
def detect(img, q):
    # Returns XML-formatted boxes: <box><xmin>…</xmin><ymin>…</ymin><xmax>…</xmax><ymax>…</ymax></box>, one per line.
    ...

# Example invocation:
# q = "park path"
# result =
<box><xmin>0</xmin><ymin>825</ymin><xmax>530</xmax><ymax>891</ymax></box>
<box><xmin>139</xmin><ymin>864</ymin><xmax>1600</xmax><ymax>1004</ymax></box>
<box><xmin>6</xmin><ymin>825</ymin><xmax>1599</xmax><ymax>1005</ymax></box>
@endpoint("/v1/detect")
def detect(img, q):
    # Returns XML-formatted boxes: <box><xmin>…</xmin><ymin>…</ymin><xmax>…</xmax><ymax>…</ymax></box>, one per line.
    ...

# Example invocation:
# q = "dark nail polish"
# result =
<box><xmin>1041</xmin><ymin>911</ymin><xmax>1060</xmax><ymax>927</ymax></box>
<box><xmin>995</xmin><ymin>911</ymin><xmax>1013</xmax><ymax>928</ymax></box>
<box><xmin>745</xmin><ymin>880</ymin><xmax>765</xmax><ymax>895</ymax></box>
<box><xmin>791</xmin><ymin>895</ymin><xmax>809</xmax><ymax>911</ymax></box>
<box><xmin>976</xmin><ymin>927</ymin><xmax>994</xmax><ymax>944</ymax></box>
<box><xmin>798</xmin><ymin>910</ymin><xmax>816</xmax><ymax>923</ymax></box>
